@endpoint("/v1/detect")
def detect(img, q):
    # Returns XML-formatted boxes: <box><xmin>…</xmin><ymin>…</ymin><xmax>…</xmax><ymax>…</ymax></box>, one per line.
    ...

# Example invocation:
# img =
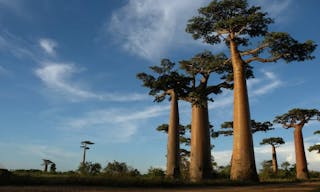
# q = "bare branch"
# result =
<box><xmin>240</xmin><ymin>44</ymin><xmax>269</xmax><ymax>56</ymax></box>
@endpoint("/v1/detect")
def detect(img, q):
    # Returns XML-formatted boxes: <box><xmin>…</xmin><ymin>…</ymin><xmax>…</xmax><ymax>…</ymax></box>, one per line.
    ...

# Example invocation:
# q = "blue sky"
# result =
<box><xmin>0</xmin><ymin>0</ymin><xmax>319</xmax><ymax>173</ymax></box>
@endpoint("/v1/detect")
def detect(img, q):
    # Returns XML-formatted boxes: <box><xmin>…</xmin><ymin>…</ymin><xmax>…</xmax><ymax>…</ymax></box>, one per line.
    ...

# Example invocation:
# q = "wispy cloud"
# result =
<box><xmin>108</xmin><ymin>0</ymin><xmax>212</xmax><ymax>61</ymax></box>
<box><xmin>0</xmin><ymin>30</ymin><xmax>37</xmax><ymax>61</ymax></box>
<box><xmin>65</xmin><ymin>105</ymin><xmax>170</xmax><ymax>142</ymax></box>
<box><xmin>39</xmin><ymin>38</ymin><xmax>57</xmax><ymax>56</ymax></box>
<box><xmin>253</xmin><ymin>0</ymin><xmax>292</xmax><ymax>21</ymax></box>
<box><xmin>35</xmin><ymin>62</ymin><xmax>148</xmax><ymax>102</ymax></box>
<box><xmin>252</xmin><ymin>71</ymin><xmax>283</xmax><ymax>96</ymax></box>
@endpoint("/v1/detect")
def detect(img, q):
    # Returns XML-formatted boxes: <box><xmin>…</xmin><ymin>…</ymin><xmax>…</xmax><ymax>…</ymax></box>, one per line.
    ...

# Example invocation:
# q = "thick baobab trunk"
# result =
<box><xmin>190</xmin><ymin>103</ymin><xmax>212</xmax><ymax>182</ymax></box>
<box><xmin>44</xmin><ymin>164</ymin><xmax>48</xmax><ymax>172</ymax></box>
<box><xmin>271</xmin><ymin>145</ymin><xmax>278</xmax><ymax>174</ymax></box>
<box><xmin>82</xmin><ymin>148</ymin><xmax>86</xmax><ymax>165</ymax></box>
<box><xmin>166</xmin><ymin>91</ymin><xmax>180</xmax><ymax>178</ymax></box>
<box><xmin>230</xmin><ymin>38</ymin><xmax>258</xmax><ymax>182</ymax></box>
<box><xmin>294</xmin><ymin>125</ymin><xmax>309</xmax><ymax>180</ymax></box>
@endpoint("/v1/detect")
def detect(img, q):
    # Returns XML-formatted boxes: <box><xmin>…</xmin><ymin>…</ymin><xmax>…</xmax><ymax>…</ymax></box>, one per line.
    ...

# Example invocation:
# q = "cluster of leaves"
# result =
<box><xmin>214</xmin><ymin>120</ymin><xmax>274</xmax><ymax>137</ymax></box>
<box><xmin>77</xmin><ymin>161</ymin><xmax>140</xmax><ymax>177</ymax></box>
<box><xmin>259</xmin><ymin>161</ymin><xmax>296</xmax><ymax>180</ymax></box>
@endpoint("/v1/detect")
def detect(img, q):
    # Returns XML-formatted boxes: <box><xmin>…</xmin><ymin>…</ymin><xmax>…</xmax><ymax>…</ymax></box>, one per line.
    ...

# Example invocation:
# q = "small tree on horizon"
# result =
<box><xmin>41</xmin><ymin>159</ymin><xmax>53</xmax><ymax>172</ymax></box>
<box><xmin>80</xmin><ymin>140</ymin><xmax>94</xmax><ymax>166</ymax></box>
<box><xmin>260</xmin><ymin>137</ymin><xmax>285</xmax><ymax>174</ymax></box>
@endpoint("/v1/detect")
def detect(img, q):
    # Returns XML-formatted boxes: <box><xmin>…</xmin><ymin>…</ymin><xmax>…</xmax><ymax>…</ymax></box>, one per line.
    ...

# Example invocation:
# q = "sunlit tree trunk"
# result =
<box><xmin>271</xmin><ymin>145</ymin><xmax>278</xmax><ymax>174</ymax></box>
<box><xmin>190</xmin><ymin>102</ymin><xmax>212</xmax><ymax>181</ymax></box>
<box><xmin>229</xmin><ymin>37</ymin><xmax>258</xmax><ymax>182</ymax></box>
<box><xmin>294</xmin><ymin>125</ymin><xmax>309</xmax><ymax>180</ymax></box>
<box><xmin>166</xmin><ymin>91</ymin><xmax>180</xmax><ymax>178</ymax></box>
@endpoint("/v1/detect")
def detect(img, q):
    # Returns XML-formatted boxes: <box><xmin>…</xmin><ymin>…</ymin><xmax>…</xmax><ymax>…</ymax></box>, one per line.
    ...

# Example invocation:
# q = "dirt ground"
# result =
<box><xmin>1</xmin><ymin>182</ymin><xmax>320</xmax><ymax>192</ymax></box>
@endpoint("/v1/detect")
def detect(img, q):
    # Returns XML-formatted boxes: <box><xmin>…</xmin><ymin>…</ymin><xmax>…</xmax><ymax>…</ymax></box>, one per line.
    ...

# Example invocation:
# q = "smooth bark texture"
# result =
<box><xmin>166</xmin><ymin>92</ymin><xmax>180</xmax><ymax>178</ymax></box>
<box><xmin>230</xmin><ymin>38</ymin><xmax>258</xmax><ymax>181</ymax></box>
<box><xmin>271</xmin><ymin>145</ymin><xmax>278</xmax><ymax>174</ymax></box>
<box><xmin>294</xmin><ymin>125</ymin><xmax>309</xmax><ymax>180</ymax></box>
<box><xmin>190</xmin><ymin>103</ymin><xmax>212</xmax><ymax>182</ymax></box>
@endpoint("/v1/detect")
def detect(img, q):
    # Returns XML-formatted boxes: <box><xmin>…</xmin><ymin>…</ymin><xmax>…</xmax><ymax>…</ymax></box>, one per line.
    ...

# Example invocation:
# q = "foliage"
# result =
<box><xmin>273</xmin><ymin>108</ymin><xmax>320</xmax><ymax>128</ymax></box>
<box><xmin>259</xmin><ymin>160</ymin><xmax>274</xmax><ymax>180</ymax></box>
<box><xmin>103</xmin><ymin>161</ymin><xmax>140</xmax><ymax>177</ymax></box>
<box><xmin>179</xmin><ymin>51</ymin><xmax>233</xmax><ymax>106</ymax></box>
<box><xmin>78</xmin><ymin>162</ymin><xmax>101</xmax><ymax>176</ymax></box>
<box><xmin>50</xmin><ymin>163</ymin><xmax>56</xmax><ymax>173</ymax></box>
<box><xmin>137</xmin><ymin>59</ymin><xmax>190</xmax><ymax>102</ymax></box>
<box><xmin>186</xmin><ymin>0</ymin><xmax>316</xmax><ymax>64</ymax></box>
<box><xmin>216</xmin><ymin>120</ymin><xmax>274</xmax><ymax>136</ymax></box>
<box><xmin>308</xmin><ymin>144</ymin><xmax>320</xmax><ymax>153</ymax></box>
<box><xmin>260</xmin><ymin>137</ymin><xmax>285</xmax><ymax>147</ymax></box>
<box><xmin>146</xmin><ymin>167</ymin><xmax>165</xmax><ymax>178</ymax></box>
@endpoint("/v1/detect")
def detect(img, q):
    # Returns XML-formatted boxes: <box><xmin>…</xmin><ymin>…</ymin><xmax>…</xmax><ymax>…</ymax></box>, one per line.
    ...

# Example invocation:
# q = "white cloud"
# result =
<box><xmin>214</xmin><ymin>138</ymin><xmax>320</xmax><ymax>171</ymax></box>
<box><xmin>108</xmin><ymin>0</ymin><xmax>211</xmax><ymax>60</ymax></box>
<box><xmin>35</xmin><ymin>62</ymin><xmax>148</xmax><ymax>102</ymax></box>
<box><xmin>108</xmin><ymin>0</ymin><xmax>292</xmax><ymax>61</ymax></box>
<box><xmin>252</xmin><ymin>71</ymin><xmax>282</xmax><ymax>96</ymax></box>
<box><xmin>251</xmin><ymin>0</ymin><xmax>292</xmax><ymax>22</ymax></box>
<box><xmin>39</xmin><ymin>38</ymin><xmax>57</xmax><ymax>56</ymax></box>
<box><xmin>65</xmin><ymin>105</ymin><xmax>170</xmax><ymax>142</ymax></box>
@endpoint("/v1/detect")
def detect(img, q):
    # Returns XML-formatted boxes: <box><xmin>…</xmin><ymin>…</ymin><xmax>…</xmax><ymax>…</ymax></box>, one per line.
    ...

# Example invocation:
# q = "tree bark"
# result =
<box><xmin>190</xmin><ymin>102</ymin><xmax>212</xmax><ymax>182</ymax></box>
<box><xmin>229</xmin><ymin>38</ymin><xmax>258</xmax><ymax>182</ymax></box>
<box><xmin>166</xmin><ymin>91</ymin><xmax>180</xmax><ymax>178</ymax></box>
<box><xmin>82</xmin><ymin>148</ymin><xmax>86</xmax><ymax>165</ymax></box>
<box><xmin>44</xmin><ymin>164</ymin><xmax>48</xmax><ymax>172</ymax></box>
<box><xmin>294</xmin><ymin>125</ymin><xmax>309</xmax><ymax>180</ymax></box>
<box><xmin>271</xmin><ymin>145</ymin><xmax>278</xmax><ymax>174</ymax></box>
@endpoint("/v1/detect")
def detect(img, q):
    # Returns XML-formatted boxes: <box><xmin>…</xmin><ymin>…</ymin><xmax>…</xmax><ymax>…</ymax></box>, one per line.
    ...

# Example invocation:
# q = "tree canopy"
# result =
<box><xmin>260</xmin><ymin>137</ymin><xmax>285</xmax><ymax>147</ymax></box>
<box><xmin>186</xmin><ymin>0</ymin><xmax>316</xmax><ymax>64</ymax></box>
<box><xmin>216</xmin><ymin>120</ymin><xmax>274</xmax><ymax>136</ymax></box>
<box><xmin>273</xmin><ymin>108</ymin><xmax>320</xmax><ymax>128</ymax></box>
<box><xmin>137</xmin><ymin>59</ymin><xmax>190</xmax><ymax>102</ymax></box>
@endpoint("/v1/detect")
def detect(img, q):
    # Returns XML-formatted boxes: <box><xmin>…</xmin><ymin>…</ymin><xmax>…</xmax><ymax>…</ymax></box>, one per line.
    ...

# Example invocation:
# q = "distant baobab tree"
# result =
<box><xmin>42</xmin><ymin>159</ymin><xmax>53</xmax><ymax>172</ymax></box>
<box><xmin>274</xmin><ymin>108</ymin><xmax>320</xmax><ymax>180</ymax></box>
<box><xmin>81</xmin><ymin>141</ymin><xmax>94</xmax><ymax>165</ymax></box>
<box><xmin>260</xmin><ymin>137</ymin><xmax>285</xmax><ymax>174</ymax></box>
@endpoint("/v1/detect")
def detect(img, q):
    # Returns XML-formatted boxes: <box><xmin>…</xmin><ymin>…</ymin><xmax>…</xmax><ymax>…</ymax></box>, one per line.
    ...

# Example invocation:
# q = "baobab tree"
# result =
<box><xmin>179</xmin><ymin>51</ymin><xmax>232</xmax><ymax>181</ymax></box>
<box><xmin>274</xmin><ymin>108</ymin><xmax>320</xmax><ymax>180</ymax></box>
<box><xmin>260</xmin><ymin>137</ymin><xmax>285</xmax><ymax>174</ymax></box>
<box><xmin>308</xmin><ymin>130</ymin><xmax>320</xmax><ymax>154</ymax></box>
<box><xmin>42</xmin><ymin>159</ymin><xmax>53</xmax><ymax>172</ymax></box>
<box><xmin>186</xmin><ymin>0</ymin><xmax>316</xmax><ymax>181</ymax></box>
<box><xmin>137</xmin><ymin>59</ymin><xmax>190</xmax><ymax>178</ymax></box>
<box><xmin>81</xmin><ymin>140</ymin><xmax>94</xmax><ymax>165</ymax></box>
